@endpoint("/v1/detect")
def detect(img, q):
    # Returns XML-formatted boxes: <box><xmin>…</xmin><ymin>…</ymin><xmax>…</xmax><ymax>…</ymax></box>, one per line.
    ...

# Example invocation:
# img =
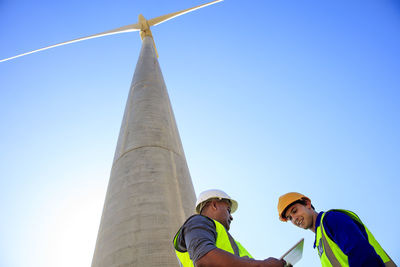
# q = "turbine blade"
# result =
<box><xmin>148</xmin><ymin>0</ymin><xmax>223</xmax><ymax>27</ymax></box>
<box><xmin>0</xmin><ymin>23</ymin><xmax>141</xmax><ymax>63</ymax></box>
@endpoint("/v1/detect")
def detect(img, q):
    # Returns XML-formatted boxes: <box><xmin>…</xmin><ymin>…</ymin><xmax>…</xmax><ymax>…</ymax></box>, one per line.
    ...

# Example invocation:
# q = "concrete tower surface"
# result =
<box><xmin>91</xmin><ymin>35</ymin><xmax>196</xmax><ymax>267</ymax></box>
<box><xmin>0</xmin><ymin>1</ymin><xmax>223</xmax><ymax>266</ymax></box>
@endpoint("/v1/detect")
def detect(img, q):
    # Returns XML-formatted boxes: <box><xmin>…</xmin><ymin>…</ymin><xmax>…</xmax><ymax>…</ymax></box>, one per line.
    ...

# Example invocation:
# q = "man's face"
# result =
<box><xmin>214</xmin><ymin>200</ymin><xmax>233</xmax><ymax>230</ymax></box>
<box><xmin>285</xmin><ymin>202</ymin><xmax>314</xmax><ymax>230</ymax></box>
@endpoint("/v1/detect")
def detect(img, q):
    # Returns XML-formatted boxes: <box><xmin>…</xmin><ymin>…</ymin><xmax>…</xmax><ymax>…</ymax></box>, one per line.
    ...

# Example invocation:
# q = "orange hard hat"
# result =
<box><xmin>277</xmin><ymin>192</ymin><xmax>311</xmax><ymax>222</ymax></box>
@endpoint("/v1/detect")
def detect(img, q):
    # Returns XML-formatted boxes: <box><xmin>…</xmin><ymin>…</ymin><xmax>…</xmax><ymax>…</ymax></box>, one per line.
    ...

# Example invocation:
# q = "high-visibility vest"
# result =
<box><xmin>173</xmin><ymin>216</ymin><xmax>253</xmax><ymax>267</ymax></box>
<box><xmin>315</xmin><ymin>209</ymin><xmax>396</xmax><ymax>267</ymax></box>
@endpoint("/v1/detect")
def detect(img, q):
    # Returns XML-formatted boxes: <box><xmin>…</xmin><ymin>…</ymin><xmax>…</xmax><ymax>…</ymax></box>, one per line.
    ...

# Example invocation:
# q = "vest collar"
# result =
<box><xmin>313</xmin><ymin>211</ymin><xmax>324</xmax><ymax>248</ymax></box>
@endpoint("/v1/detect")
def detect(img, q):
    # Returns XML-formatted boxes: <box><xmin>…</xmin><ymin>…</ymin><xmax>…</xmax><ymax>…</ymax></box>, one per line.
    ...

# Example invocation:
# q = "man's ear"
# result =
<box><xmin>210</xmin><ymin>200</ymin><xmax>218</xmax><ymax>211</ymax></box>
<box><xmin>304</xmin><ymin>198</ymin><xmax>312</xmax><ymax>209</ymax></box>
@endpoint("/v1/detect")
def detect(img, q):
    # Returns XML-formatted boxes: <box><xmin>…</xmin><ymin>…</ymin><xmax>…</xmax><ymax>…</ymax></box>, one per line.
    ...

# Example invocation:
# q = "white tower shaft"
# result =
<box><xmin>91</xmin><ymin>36</ymin><xmax>196</xmax><ymax>266</ymax></box>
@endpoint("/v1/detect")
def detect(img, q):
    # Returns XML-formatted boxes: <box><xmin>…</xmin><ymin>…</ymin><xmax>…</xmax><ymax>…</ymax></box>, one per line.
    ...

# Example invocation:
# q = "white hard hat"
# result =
<box><xmin>195</xmin><ymin>189</ymin><xmax>238</xmax><ymax>214</ymax></box>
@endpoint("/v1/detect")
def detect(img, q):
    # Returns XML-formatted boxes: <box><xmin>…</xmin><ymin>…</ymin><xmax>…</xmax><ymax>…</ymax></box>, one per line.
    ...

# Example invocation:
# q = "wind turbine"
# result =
<box><xmin>1</xmin><ymin>0</ymin><xmax>223</xmax><ymax>266</ymax></box>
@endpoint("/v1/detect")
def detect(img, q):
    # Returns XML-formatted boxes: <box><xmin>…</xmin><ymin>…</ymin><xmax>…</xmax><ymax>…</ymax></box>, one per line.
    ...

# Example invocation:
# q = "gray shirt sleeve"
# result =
<box><xmin>177</xmin><ymin>215</ymin><xmax>218</xmax><ymax>263</ymax></box>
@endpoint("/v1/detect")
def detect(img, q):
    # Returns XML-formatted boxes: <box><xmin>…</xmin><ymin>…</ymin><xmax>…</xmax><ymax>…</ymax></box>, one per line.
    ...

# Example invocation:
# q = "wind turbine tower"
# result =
<box><xmin>0</xmin><ymin>0</ymin><xmax>223</xmax><ymax>266</ymax></box>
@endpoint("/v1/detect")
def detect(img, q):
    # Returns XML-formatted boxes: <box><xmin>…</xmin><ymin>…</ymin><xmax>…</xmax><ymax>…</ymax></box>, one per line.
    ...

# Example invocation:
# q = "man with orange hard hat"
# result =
<box><xmin>277</xmin><ymin>192</ymin><xmax>396</xmax><ymax>267</ymax></box>
<box><xmin>173</xmin><ymin>189</ymin><xmax>286</xmax><ymax>267</ymax></box>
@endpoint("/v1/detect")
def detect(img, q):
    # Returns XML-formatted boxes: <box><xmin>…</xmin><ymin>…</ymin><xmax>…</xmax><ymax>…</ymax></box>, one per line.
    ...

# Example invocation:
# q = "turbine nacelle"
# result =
<box><xmin>138</xmin><ymin>14</ymin><xmax>152</xmax><ymax>40</ymax></box>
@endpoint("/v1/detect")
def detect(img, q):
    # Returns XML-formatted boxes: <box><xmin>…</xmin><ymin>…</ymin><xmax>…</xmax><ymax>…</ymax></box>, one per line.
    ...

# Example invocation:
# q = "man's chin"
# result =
<box><xmin>296</xmin><ymin>223</ymin><xmax>308</xmax><ymax>230</ymax></box>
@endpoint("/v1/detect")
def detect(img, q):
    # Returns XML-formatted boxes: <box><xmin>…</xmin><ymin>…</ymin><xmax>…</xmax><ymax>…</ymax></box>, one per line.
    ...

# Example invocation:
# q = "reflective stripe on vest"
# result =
<box><xmin>315</xmin><ymin>209</ymin><xmax>396</xmax><ymax>267</ymax></box>
<box><xmin>173</xmin><ymin>218</ymin><xmax>252</xmax><ymax>267</ymax></box>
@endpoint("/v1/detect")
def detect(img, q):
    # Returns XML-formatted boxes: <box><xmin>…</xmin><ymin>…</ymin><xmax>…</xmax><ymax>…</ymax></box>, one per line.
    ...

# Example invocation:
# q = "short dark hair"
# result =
<box><xmin>200</xmin><ymin>198</ymin><xmax>231</xmax><ymax>215</ymax></box>
<box><xmin>282</xmin><ymin>198</ymin><xmax>315</xmax><ymax>220</ymax></box>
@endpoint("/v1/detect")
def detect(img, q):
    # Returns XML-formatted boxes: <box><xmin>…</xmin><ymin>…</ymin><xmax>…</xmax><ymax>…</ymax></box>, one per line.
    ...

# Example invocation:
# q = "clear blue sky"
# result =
<box><xmin>1</xmin><ymin>0</ymin><xmax>399</xmax><ymax>266</ymax></box>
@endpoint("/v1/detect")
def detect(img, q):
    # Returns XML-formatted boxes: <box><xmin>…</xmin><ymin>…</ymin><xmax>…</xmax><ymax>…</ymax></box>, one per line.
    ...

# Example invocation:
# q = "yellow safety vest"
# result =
<box><xmin>315</xmin><ymin>209</ymin><xmax>396</xmax><ymax>267</ymax></box>
<box><xmin>173</xmin><ymin>216</ymin><xmax>253</xmax><ymax>267</ymax></box>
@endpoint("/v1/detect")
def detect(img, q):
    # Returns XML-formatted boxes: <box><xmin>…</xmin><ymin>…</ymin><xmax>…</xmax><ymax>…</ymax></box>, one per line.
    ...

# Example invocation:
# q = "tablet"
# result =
<box><xmin>279</xmin><ymin>238</ymin><xmax>304</xmax><ymax>266</ymax></box>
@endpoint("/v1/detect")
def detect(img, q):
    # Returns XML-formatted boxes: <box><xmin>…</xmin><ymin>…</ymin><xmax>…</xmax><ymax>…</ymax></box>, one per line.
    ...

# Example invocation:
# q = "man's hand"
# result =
<box><xmin>196</xmin><ymin>248</ymin><xmax>287</xmax><ymax>267</ymax></box>
<box><xmin>262</xmin><ymin>257</ymin><xmax>286</xmax><ymax>267</ymax></box>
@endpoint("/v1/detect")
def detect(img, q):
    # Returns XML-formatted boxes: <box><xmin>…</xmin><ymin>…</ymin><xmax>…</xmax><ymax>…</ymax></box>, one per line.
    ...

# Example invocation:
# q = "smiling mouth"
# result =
<box><xmin>297</xmin><ymin>218</ymin><xmax>303</xmax><ymax>226</ymax></box>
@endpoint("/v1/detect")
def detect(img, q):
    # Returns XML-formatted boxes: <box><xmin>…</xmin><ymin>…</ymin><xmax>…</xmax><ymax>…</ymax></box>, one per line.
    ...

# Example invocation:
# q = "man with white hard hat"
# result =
<box><xmin>173</xmin><ymin>189</ymin><xmax>285</xmax><ymax>267</ymax></box>
<box><xmin>277</xmin><ymin>192</ymin><xmax>396</xmax><ymax>267</ymax></box>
